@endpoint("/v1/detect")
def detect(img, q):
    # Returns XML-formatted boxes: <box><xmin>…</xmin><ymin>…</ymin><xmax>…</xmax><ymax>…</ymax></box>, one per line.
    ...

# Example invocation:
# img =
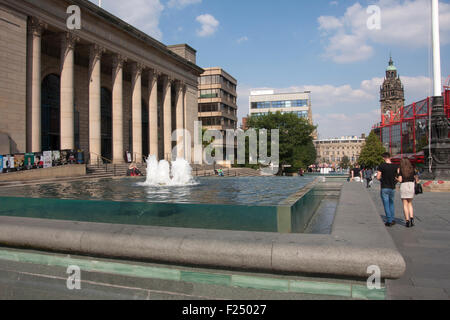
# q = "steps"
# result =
<box><xmin>87</xmin><ymin>163</ymin><xmax>261</xmax><ymax>178</ymax></box>
<box><xmin>86</xmin><ymin>163</ymin><xmax>147</xmax><ymax>178</ymax></box>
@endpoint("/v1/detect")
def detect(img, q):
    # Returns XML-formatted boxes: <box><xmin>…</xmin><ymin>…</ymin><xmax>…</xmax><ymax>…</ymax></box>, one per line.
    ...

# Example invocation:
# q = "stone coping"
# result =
<box><xmin>0</xmin><ymin>165</ymin><xmax>86</xmax><ymax>182</ymax></box>
<box><xmin>0</xmin><ymin>182</ymin><xmax>406</xmax><ymax>280</ymax></box>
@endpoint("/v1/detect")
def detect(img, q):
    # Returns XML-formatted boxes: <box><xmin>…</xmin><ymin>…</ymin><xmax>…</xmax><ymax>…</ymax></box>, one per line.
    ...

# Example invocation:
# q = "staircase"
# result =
<box><xmin>86</xmin><ymin>163</ymin><xmax>147</xmax><ymax>178</ymax></box>
<box><xmin>87</xmin><ymin>163</ymin><xmax>261</xmax><ymax>179</ymax></box>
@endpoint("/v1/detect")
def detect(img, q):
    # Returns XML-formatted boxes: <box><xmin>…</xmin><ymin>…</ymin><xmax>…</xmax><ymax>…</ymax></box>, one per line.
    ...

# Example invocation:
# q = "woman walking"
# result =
<box><xmin>397</xmin><ymin>159</ymin><xmax>418</xmax><ymax>228</ymax></box>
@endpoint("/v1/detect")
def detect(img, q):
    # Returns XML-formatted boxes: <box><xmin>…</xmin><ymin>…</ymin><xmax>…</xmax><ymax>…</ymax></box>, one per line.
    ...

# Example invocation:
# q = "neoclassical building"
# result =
<box><xmin>0</xmin><ymin>0</ymin><xmax>203</xmax><ymax>163</ymax></box>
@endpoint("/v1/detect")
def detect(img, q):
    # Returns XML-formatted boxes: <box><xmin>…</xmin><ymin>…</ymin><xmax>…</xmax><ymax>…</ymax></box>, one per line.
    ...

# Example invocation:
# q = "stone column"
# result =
<box><xmin>27</xmin><ymin>18</ymin><xmax>46</xmax><ymax>152</ymax></box>
<box><xmin>60</xmin><ymin>32</ymin><xmax>78</xmax><ymax>150</ymax></box>
<box><xmin>131</xmin><ymin>63</ymin><xmax>144</xmax><ymax>163</ymax></box>
<box><xmin>163</xmin><ymin>76</ymin><xmax>173</xmax><ymax>161</ymax></box>
<box><xmin>175</xmin><ymin>81</ymin><xmax>185</xmax><ymax>159</ymax></box>
<box><xmin>112</xmin><ymin>55</ymin><xmax>126</xmax><ymax>164</ymax></box>
<box><xmin>88</xmin><ymin>45</ymin><xmax>104</xmax><ymax>163</ymax></box>
<box><xmin>148</xmin><ymin>70</ymin><xmax>159</xmax><ymax>159</ymax></box>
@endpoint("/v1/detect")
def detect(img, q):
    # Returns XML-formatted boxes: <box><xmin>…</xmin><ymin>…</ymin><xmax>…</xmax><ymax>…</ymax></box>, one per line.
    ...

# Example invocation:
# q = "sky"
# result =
<box><xmin>89</xmin><ymin>0</ymin><xmax>450</xmax><ymax>139</ymax></box>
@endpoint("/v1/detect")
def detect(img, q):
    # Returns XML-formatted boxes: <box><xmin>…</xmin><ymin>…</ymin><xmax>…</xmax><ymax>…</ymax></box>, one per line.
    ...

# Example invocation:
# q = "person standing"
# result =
<box><xmin>377</xmin><ymin>153</ymin><xmax>399</xmax><ymax>227</ymax></box>
<box><xmin>351</xmin><ymin>164</ymin><xmax>362</xmax><ymax>182</ymax></box>
<box><xmin>397</xmin><ymin>159</ymin><xmax>418</xmax><ymax>228</ymax></box>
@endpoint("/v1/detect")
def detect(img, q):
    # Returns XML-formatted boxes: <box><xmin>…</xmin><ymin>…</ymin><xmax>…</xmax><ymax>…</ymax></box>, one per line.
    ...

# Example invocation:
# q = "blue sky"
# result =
<box><xmin>91</xmin><ymin>0</ymin><xmax>450</xmax><ymax>138</ymax></box>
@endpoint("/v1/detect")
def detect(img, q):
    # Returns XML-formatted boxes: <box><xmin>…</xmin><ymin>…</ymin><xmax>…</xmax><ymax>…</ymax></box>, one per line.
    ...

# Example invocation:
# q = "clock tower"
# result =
<box><xmin>380</xmin><ymin>57</ymin><xmax>405</xmax><ymax>116</ymax></box>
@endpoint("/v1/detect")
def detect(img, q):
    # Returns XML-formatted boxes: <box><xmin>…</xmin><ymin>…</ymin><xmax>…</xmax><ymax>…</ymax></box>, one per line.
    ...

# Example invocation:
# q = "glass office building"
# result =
<box><xmin>249</xmin><ymin>90</ymin><xmax>313</xmax><ymax>125</ymax></box>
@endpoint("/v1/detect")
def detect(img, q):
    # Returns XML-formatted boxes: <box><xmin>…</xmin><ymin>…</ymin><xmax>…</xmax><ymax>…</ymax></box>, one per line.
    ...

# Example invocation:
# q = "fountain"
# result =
<box><xmin>140</xmin><ymin>155</ymin><xmax>197</xmax><ymax>187</ymax></box>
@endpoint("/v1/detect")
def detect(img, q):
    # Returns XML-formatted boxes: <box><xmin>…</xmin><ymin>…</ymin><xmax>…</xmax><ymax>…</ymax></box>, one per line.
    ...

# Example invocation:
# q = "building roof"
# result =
<box><xmin>71</xmin><ymin>0</ymin><xmax>203</xmax><ymax>74</ymax></box>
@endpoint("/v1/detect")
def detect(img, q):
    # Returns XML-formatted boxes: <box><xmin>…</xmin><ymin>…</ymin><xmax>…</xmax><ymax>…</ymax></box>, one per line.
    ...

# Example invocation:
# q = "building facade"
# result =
<box><xmin>314</xmin><ymin>135</ymin><xmax>366</xmax><ymax>167</ymax></box>
<box><xmin>198</xmin><ymin>67</ymin><xmax>238</xmax><ymax>131</ymax></box>
<box><xmin>198</xmin><ymin>67</ymin><xmax>238</xmax><ymax>165</ymax></box>
<box><xmin>249</xmin><ymin>90</ymin><xmax>313</xmax><ymax>124</ymax></box>
<box><xmin>0</xmin><ymin>0</ymin><xmax>203</xmax><ymax>163</ymax></box>
<box><xmin>380</xmin><ymin>57</ymin><xmax>405</xmax><ymax>116</ymax></box>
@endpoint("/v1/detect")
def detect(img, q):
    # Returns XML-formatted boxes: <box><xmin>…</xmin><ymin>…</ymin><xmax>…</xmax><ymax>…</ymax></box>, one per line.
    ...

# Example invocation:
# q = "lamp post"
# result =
<box><xmin>422</xmin><ymin>0</ymin><xmax>450</xmax><ymax>179</ymax></box>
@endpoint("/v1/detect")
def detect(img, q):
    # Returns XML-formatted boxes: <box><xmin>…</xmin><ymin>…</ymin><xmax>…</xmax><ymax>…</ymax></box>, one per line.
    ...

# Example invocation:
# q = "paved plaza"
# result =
<box><xmin>367</xmin><ymin>181</ymin><xmax>450</xmax><ymax>300</ymax></box>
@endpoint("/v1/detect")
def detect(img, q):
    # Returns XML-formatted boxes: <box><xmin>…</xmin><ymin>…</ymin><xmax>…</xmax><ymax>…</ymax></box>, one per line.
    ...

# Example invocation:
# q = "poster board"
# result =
<box><xmin>52</xmin><ymin>151</ymin><xmax>61</xmax><ymax>166</ymax></box>
<box><xmin>34</xmin><ymin>152</ymin><xmax>43</xmax><ymax>168</ymax></box>
<box><xmin>25</xmin><ymin>153</ymin><xmax>34</xmax><ymax>169</ymax></box>
<box><xmin>126</xmin><ymin>152</ymin><xmax>132</xmax><ymax>163</ymax></box>
<box><xmin>43</xmin><ymin>151</ymin><xmax>52</xmax><ymax>168</ymax></box>
<box><xmin>8</xmin><ymin>156</ymin><xmax>14</xmax><ymax>169</ymax></box>
<box><xmin>60</xmin><ymin>150</ymin><xmax>68</xmax><ymax>165</ymax></box>
<box><xmin>0</xmin><ymin>155</ymin><xmax>3</xmax><ymax>173</ymax></box>
<box><xmin>2</xmin><ymin>155</ymin><xmax>7</xmax><ymax>172</ymax></box>
<box><xmin>15</xmin><ymin>154</ymin><xmax>24</xmax><ymax>170</ymax></box>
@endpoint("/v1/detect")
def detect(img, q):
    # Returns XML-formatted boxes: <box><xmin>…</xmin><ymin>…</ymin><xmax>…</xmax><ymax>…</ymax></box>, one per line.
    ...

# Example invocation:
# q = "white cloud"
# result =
<box><xmin>92</xmin><ymin>0</ymin><xmax>164</xmax><ymax>40</ymax></box>
<box><xmin>318</xmin><ymin>16</ymin><xmax>343</xmax><ymax>31</ymax></box>
<box><xmin>237</xmin><ymin>36</ymin><xmax>249</xmax><ymax>44</ymax></box>
<box><xmin>318</xmin><ymin>0</ymin><xmax>450</xmax><ymax>63</ymax></box>
<box><xmin>168</xmin><ymin>0</ymin><xmax>202</xmax><ymax>9</ymax></box>
<box><xmin>196</xmin><ymin>14</ymin><xmax>219</xmax><ymax>37</ymax></box>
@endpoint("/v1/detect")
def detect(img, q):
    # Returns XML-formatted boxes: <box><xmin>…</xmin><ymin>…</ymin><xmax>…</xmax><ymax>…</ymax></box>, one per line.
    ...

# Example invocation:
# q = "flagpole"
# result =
<box><xmin>432</xmin><ymin>0</ymin><xmax>442</xmax><ymax>96</ymax></box>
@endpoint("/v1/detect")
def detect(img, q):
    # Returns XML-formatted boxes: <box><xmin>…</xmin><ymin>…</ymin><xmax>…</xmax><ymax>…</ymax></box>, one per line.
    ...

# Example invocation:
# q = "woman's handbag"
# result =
<box><xmin>415</xmin><ymin>182</ymin><xmax>423</xmax><ymax>195</ymax></box>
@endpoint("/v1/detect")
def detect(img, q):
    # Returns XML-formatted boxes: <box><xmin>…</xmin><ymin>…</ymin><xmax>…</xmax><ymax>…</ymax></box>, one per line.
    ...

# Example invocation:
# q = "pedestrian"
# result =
<box><xmin>364</xmin><ymin>167</ymin><xmax>373</xmax><ymax>188</ymax></box>
<box><xmin>377</xmin><ymin>153</ymin><xmax>399</xmax><ymax>227</ymax></box>
<box><xmin>351</xmin><ymin>164</ymin><xmax>362</xmax><ymax>182</ymax></box>
<box><xmin>397</xmin><ymin>159</ymin><xmax>418</xmax><ymax>228</ymax></box>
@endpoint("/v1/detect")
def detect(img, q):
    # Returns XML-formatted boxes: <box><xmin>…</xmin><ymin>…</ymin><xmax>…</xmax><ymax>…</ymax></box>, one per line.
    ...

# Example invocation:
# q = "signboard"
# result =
<box><xmin>52</xmin><ymin>151</ymin><xmax>61</xmax><ymax>166</ymax></box>
<box><xmin>43</xmin><ymin>151</ymin><xmax>52</xmax><ymax>168</ymax></box>
<box><xmin>126</xmin><ymin>152</ymin><xmax>132</xmax><ymax>163</ymax></box>
<box><xmin>25</xmin><ymin>153</ymin><xmax>34</xmax><ymax>169</ymax></box>
<box><xmin>60</xmin><ymin>150</ymin><xmax>68</xmax><ymax>165</ymax></box>
<box><xmin>15</xmin><ymin>154</ymin><xmax>24</xmax><ymax>170</ymax></box>
<box><xmin>8</xmin><ymin>155</ymin><xmax>14</xmax><ymax>169</ymax></box>
<box><xmin>2</xmin><ymin>155</ymin><xmax>7</xmax><ymax>172</ymax></box>
<box><xmin>34</xmin><ymin>152</ymin><xmax>43</xmax><ymax>168</ymax></box>
<box><xmin>0</xmin><ymin>155</ymin><xmax>3</xmax><ymax>173</ymax></box>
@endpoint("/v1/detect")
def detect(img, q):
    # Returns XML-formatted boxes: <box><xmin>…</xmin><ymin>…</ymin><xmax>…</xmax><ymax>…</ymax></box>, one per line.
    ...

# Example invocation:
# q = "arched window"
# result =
<box><xmin>41</xmin><ymin>74</ymin><xmax>60</xmax><ymax>151</ymax></box>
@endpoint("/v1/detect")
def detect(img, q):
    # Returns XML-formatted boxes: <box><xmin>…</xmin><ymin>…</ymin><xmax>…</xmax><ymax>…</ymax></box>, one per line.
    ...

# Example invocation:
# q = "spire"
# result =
<box><xmin>387</xmin><ymin>55</ymin><xmax>397</xmax><ymax>72</ymax></box>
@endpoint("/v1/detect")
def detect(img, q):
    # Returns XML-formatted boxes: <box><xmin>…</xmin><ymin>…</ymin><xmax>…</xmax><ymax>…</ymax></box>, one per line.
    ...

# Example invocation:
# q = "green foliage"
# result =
<box><xmin>246</xmin><ymin>112</ymin><xmax>317</xmax><ymax>172</ymax></box>
<box><xmin>358</xmin><ymin>131</ymin><xmax>386</xmax><ymax>168</ymax></box>
<box><xmin>339</xmin><ymin>155</ymin><xmax>351</xmax><ymax>169</ymax></box>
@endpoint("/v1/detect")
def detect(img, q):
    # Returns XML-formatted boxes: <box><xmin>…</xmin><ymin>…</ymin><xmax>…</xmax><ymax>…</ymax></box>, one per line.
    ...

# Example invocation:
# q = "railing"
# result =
<box><xmin>89</xmin><ymin>152</ymin><xmax>113</xmax><ymax>167</ymax></box>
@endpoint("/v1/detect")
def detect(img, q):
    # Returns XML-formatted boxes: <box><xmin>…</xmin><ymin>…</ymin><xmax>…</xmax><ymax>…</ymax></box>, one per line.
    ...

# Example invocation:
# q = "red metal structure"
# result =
<box><xmin>373</xmin><ymin>82</ymin><xmax>450</xmax><ymax>165</ymax></box>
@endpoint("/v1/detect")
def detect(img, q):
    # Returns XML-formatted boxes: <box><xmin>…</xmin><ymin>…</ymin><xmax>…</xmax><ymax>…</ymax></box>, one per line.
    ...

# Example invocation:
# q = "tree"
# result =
<box><xmin>339</xmin><ymin>155</ymin><xmax>351</xmax><ymax>169</ymax></box>
<box><xmin>247</xmin><ymin>112</ymin><xmax>317</xmax><ymax>174</ymax></box>
<box><xmin>358</xmin><ymin>131</ymin><xmax>386</xmax><ymax>169</ymax></box>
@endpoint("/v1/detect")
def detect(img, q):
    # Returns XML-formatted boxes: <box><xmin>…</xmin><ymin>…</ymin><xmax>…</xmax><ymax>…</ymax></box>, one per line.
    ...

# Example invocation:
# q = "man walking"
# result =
<box><xmin>377</xmin><ymin>153</ymin><xmax>399</xmax><ymax>227</ymax></box>
<box><xmin>364</xmin><ymin>167</ymin><xmax>373</xmax><ymax>188</ymax></box>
